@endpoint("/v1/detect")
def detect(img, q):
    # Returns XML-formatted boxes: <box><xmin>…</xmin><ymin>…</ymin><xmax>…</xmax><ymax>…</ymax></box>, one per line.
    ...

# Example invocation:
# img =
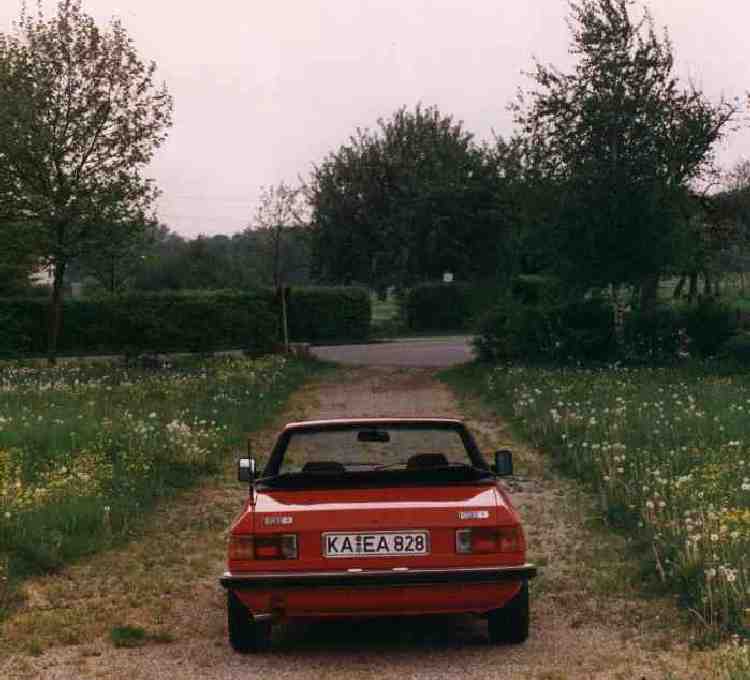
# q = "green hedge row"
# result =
<box><xmin>286</xmin><ymin>286</ymin><xmax>371</xmax><ymax>342</ymax></box>
<box><xmin>0</xmin><ymin>291</ymin><xmax>280</xmax><ymax>357</ymax></box>
<box><xmin>403</xmin><ymin>282</ymin><xmax>502</xmax><ymax>332</ymax></box>
<box><xmin>474</xmin><ymin>296</ymin><xmax>739</xmax><ymax>364</ymax></box>
<box><xmin>0</xmin><ymin>286</ymin><xmax>373</xmax><ymax>357</ymax></box>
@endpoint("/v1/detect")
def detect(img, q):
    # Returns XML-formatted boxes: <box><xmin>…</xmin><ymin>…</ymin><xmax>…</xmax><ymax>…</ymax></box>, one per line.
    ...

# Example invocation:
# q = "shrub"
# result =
<box><xmin>681</xmin><ymin>298</ymin><xmax>737</xmax><ymax>357</ymax></box>
<box><xmin>473</xmin><ymin>296</ymin><xmax>615</xmax><ymax>362</ymax></box>
<box><xmin>0</xmin><ymin>290</ymin><xmax>278</xmax><ymax>357</ymax></box>
<box><xmin>510</xmin><ymin>274</ymin><xmax>560</xmax><ymax>306</ymax></box>
<box><xmin>404</xmin><ymin>283</ymin><xmax>472</xmax><ymax>331</ymax></box>
<box><xmin>473</xmin><ymin>298</ymin><xmax>553</xmax><ymax>361</ymax></box>
<box><xmin>719</xmin><ymin>333</ymin><xmax>750</xmax><ymax>366</ymax></box>
<box><xmin>554</xmin><ymin>297</ymin><xmax>616</xmax><ymax>361</ymax></box>
<box><xmin>623</xmin><ymin>304</ymin><xmax>682</xmax><ymax>362</ymax></box>
<box><xmin>286</xmin><ymin>286</ymin><xmax>371</xmax><ymax>342</ymax></box>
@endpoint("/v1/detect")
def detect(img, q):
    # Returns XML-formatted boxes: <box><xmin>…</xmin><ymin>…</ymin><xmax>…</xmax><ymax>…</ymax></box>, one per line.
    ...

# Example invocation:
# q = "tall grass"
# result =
<box><xmin>0</xmin><ymin>355</ymin><xmax>317</xmax><ymax>612</ymax></box>
<box><xmin>444</xmin><ymin>362</ymin><xmax>750</xmax><ymax>639</ymax></box>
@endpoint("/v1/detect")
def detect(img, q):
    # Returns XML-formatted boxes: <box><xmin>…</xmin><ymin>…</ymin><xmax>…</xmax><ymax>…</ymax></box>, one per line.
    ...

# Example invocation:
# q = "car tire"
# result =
<box><xmin>227</xmin><ymin>591</ymin><xmax>272</xmax><ymax>653</ymax></box>
<box><xmin>487</xmin><ymin>580</ymin><xmax>529</xmax><ymax>645</ymax></box>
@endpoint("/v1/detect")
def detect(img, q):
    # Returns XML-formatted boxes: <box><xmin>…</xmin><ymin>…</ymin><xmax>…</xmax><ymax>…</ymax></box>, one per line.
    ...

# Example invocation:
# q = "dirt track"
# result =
<box><xmin>2</xmin><ymin>368</ymin><xmax>718</xmax><ymax>679</ymax></box>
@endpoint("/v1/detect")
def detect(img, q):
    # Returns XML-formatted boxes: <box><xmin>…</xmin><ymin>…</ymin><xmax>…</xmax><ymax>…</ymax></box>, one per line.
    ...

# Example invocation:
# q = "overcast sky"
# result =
<box><xmin>2</xmin><ymin>0</ymin><xmax>748</xmax><ymax>238</ymax></box>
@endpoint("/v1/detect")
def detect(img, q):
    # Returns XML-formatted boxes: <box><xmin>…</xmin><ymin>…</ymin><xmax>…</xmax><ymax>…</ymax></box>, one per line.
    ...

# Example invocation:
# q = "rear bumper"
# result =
<box><xmin>221</xmin><ymin>565</ymin><xmax>536</xmax><ymax>619</ymax></box>
<box><xmin>220</xmin><ymin>564</ymin><xmax>537</xmax><ymax>590</ymax></box>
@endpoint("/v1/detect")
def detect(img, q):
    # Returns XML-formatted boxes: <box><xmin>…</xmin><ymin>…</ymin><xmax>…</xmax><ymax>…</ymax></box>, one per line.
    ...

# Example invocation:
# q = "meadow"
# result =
<box><xmin>0</xmin><ymin>354</ymin><xmax>316</xmax><ymax>615</ymax></box>
<box><xmin>446</xmin><ymin>362</ymin><xmax>750</xmax><ymax>640</ymax></box>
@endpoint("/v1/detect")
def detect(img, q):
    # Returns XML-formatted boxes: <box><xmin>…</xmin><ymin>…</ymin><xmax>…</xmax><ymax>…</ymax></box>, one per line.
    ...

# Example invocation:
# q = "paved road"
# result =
<box><xmin>311</xmin><ymin>336</ymin><xmax>474</xmax><ymax>367</ymax></box>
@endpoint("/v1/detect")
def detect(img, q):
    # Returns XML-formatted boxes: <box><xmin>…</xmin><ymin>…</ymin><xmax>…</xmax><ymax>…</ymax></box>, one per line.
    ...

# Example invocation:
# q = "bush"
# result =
<box><xmin>403</xmin><ymin>282</ymin><xmax>506</xmax><ymax>332</ymax></box>
<box><xmin>473</xmin><ymin>296</ymin><xmax>615</xmax><ymax>362</ymax></box>
<box><xmin>403</xmin><ymin>283</ymin><xmax>472</xmax><ymax>331</ymax></box>
<box><xmin>623</xmin><ymin>305</ymin><xmax>682</xmax><ymax>362</ymax></box>
<box><xmin>286</xmin><ymin>286</ymin><xmax>371</xmax><ymax>342</ymax></box>
<box><xmin>554</xmin><ymin>297</ymin><xmax>615</xmax><ymax>361</ymax></box>
<box><xmin>681</xmin><ymin>298</ymin><xmax>737</xmax><ymax>357</ymax></box>
<box><xmin>510</xmin><ymin>275</ymin><xmax>560</xmax><ymax>306</ymax></box>
<box><xmin>719</xmin><ymin>333</ymin><xmax>750</xmax><ymax>365</ymax></box>
<box><xmin>0</xmin><ymin>290</ymin><xmax>279</xmax><ymax>357</ymax></box>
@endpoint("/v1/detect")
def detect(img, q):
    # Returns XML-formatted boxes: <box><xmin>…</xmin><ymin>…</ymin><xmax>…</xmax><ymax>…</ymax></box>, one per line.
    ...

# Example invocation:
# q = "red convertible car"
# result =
<box><xmin>220</xmin><ymin>418</ymin><xmax>536</xmax><ymax>652</ymax></box>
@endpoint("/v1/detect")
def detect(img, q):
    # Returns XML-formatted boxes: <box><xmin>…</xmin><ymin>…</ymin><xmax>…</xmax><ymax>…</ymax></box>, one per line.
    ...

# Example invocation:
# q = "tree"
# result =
<box><xmin>76</xmin><ymin>219</ymin><xmax>159</xmax><ymax>294</ymax></box>
<box><xmin>309</xmin><ymin>104</ymin><xmax>509</xmax><ymax>290</ymax></box>
<box><xmin>0</xmin><ymin>0</ymin><xmax>173</xmax><ymax>360</ymax></box>
<box><xmin>0</xmin><ymin>217</ymin><xmax>42</xmax><ymax>294</ymax></box>
<box><xmin>248</xmin><ymin>182</ymin><xmax>309</xmax><ymax>290</ymax></box>
<box><xmin>512</xmin><ymin>0</ymin><xmax>740</xmax><ymax>308</ymax></box>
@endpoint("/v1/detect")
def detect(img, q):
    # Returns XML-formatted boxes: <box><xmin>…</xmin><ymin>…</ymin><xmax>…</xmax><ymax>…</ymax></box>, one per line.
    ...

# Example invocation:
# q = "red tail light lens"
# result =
<box><xmin>254</xmin><ymin>534</ymin><xmax>298</xmax><ymax>560</ymax></box>
<box><xmin>228</xmin><ymin>535</ymin><xmax>254</xmax><ymax>561</ymax></box>
<box><xmin>229</xmin><ymin>534</ymin><xmax>298</xmax><ymax>561</ymax></box>
<box><xmin>455</xmin><ymin>526</ymin><xmax>525</xmax><ymax>554</ymax></box>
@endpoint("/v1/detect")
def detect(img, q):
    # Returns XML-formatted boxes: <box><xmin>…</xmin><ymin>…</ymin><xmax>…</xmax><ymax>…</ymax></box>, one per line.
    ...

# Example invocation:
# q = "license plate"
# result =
<box><xmin>323</xmin><ymin>531</ymin><xmax>429</xmax><ymax>558</ymax></box>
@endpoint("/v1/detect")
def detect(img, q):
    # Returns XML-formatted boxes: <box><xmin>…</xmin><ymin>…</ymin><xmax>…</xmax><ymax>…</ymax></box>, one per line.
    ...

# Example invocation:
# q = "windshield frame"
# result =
<box><xmin>260</xmin><ymin>419</ymin><xmax>490</xmax><ymax>483</ymax></box>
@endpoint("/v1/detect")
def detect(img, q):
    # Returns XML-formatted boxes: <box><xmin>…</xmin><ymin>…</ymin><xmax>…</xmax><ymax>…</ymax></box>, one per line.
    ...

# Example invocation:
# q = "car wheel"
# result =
<box><xmin>227</xmin><ymin>591</ymin><xmax>272</xmax><ymax>653</ymax></box>
<box><xmin>487</xmin><ymin>581</ymin><xmax>529</xmax><ymax>645</ymax></box>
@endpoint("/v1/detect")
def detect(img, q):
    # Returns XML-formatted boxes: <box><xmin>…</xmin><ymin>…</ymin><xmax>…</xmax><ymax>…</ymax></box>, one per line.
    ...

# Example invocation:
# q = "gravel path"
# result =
<box><xmin>2</xmin><ymin>368</ymin><xmax>718</xmax><ymax>679</ymax></box>
<box><xmin>311</xmin><ymin>337</ymin><xmax>474</xmax><ymax>367</ymax></box>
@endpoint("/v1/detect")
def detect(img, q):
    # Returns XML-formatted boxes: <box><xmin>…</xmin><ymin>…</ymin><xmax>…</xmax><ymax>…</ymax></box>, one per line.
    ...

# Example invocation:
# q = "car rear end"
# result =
<box><xmin>221</xmin><ymin>486</ymin><xmax>535</xmax><ymax>634</ymax></box>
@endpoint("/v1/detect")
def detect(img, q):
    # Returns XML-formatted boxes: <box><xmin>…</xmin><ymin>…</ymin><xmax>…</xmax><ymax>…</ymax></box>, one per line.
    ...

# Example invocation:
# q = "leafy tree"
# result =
<box><xmin>512</xmin><ymin>0</ymin><xmax>740</xmax><ymax>309</ymax></box>
<box><xmin>309</xmin><ymin>104</ymin><xmax>510</xmax><ymax>290</ymax></box>
<box><xmin>0</xmin><ymin>218</ymin><xmax>42</xmax><ymax>294</ymax></box>
<box><xmin>0</xmin><ymin>0</ymin><xmax>173</xmax><ymax>360</ymax></box>
<box><xmin>76</xmin><ymin>219</ymin><xmax>160</xmax><ymax>294</ymax></box>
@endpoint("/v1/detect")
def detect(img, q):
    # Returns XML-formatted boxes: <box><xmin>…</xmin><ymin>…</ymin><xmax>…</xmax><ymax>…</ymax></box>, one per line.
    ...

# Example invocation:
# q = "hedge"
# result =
<box><xmin>0</xmin><ymin>290</ymin><xmax>279</xmax><ymax>357</ymax></box>
<box><xmin>0</xmin><ymin>286</ymin><xmax>373</xmax><ymax>357</ymax></box>
<box><xmin>286</xmin><ymin>286</ymin><xmax>371</xmax><ymax>342</ymax></box>
<box><xmin>403</xmin><ymin>283</ymin><xmax>478</xmax><ymax>331</ymax></box>
<box><xmin>474</xmin><ymin>296</ymin><xmax>616</xmax><ymax>362</ymax></box>
<box><xmin>403</xmin><ymin>277</ymin><xmax>558</xmax><ymax>333</ymax></box>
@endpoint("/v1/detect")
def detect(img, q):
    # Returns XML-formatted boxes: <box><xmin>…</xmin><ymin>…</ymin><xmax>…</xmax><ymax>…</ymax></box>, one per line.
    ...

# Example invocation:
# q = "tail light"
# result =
<box><xmin>455</xmin><ymin>526</ymin><xmax>525</xmax><ymax>554</ymax></box>
<box><xmin>228</xmin><ymin>534</ymin><xmax>298</xmax><ymax>560</ymax></box>
<box><xmin>228</xmin><ymin>535</ymin><xmax>254</xmax><ymax>561</ymax></box>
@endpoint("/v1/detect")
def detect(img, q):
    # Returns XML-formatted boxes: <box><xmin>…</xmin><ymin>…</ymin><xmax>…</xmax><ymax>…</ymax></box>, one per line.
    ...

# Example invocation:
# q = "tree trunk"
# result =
<box><xmin>703</xmin><ymin>271</ymin><xmax>712</xmax><ymax>297</ymax></box>
<box><xmin>639</xmin><ymin>273</ymin><xmax>660</xmax><ymax>313</ymax></box>
<box><xmin>672</xmin><ymin>275</ymin><xmax>686</xmax><ymax>299</ymax></box>
<box><xmin>687</xmin><ymin>272</ymin><xmax>698</xmax><ymax>303</ymax></box>
<box><xmin>47</xmin><ymin>260</ymin><xmax>67</xmax><ymax>365</ymax></box>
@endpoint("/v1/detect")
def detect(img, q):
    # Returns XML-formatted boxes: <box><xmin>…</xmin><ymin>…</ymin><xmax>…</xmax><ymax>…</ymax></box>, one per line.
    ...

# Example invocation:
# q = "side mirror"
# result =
<box><xmin>493</xmin><ymin>449</ymin><xmax>513</xmax><ymax>477</ymax></box>
<box><xmin>238</xmin><ymin>457</ymin><xmax>256</xmax><ymax>483</ymax></box>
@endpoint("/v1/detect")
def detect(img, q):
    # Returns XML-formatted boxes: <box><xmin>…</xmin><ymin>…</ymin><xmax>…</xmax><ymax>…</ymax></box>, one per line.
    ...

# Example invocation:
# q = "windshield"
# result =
<box><xmin>279</xmin><ymin>427</ymin><xmax>473</xmax><ymax>474</ymax></box>
<box><xmin>259</xmin><ymin>423</ymin><xmax>492</xmax><ymax>489</ymax></box>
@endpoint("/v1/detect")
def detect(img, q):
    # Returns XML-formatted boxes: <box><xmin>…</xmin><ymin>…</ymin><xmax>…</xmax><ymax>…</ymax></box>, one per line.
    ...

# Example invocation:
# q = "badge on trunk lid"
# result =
<box><xmin>458</xmin><ymin>510</ymin><xmax>489</xmax><ymax>519</ymax></box>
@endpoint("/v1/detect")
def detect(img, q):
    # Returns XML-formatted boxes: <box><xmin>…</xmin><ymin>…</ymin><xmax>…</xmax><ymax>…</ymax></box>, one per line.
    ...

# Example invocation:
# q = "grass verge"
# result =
<box><xmin>441</xmin><ymin>361</ymin><xmax>750</xmax><ymax>643</ymax></box>
<box><xmin>0</xmin><ymin>355</ymin><xmax>327</xmax><ymax>621</ymax></box>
